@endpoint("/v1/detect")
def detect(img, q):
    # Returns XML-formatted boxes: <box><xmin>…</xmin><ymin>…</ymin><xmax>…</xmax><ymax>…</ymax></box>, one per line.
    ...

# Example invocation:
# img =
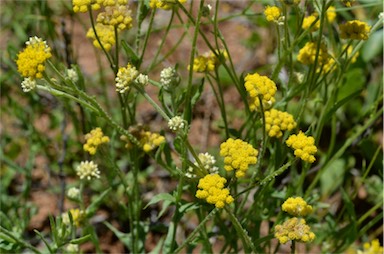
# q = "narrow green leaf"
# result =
<box><xmin>121</xmin><ymin>40</ymin><xmax>139</xmax><ymax>66</ymax></box>
<box><xmin>69</xmin><ymin>234</ymin><xmax>91</xmax><ymax>245</ymax></box>
<box><xmin>104</xmin><ymin>222</ymin><xmax>131</xmax><ymax>249</ymax></box>
<box><xmin>144</xmin><ymin>193</ymin><xmax>175</xmax><ymax>209</ymax></box>
<box><xmin>86</xmin><ymin>187</ymin><xmax>112</xmax><ymax>215</ymax></box>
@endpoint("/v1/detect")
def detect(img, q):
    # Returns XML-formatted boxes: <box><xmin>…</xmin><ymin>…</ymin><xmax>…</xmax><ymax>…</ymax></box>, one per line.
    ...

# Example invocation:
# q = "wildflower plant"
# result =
<box><xmin>1</xmin><ymin>0</ymin><xmax>383</xmax><ymax>254</ymax></box>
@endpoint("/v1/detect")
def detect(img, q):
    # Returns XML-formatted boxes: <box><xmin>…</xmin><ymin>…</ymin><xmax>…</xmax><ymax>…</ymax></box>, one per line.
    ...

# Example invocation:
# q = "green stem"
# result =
<box><xmin>224</xmin><ymin>206</ymin><xmax>257</xmax><ymax>253</ymax></box>
<box><xmin>174</xmin><ymin>208</ymin><xmax>218</xmax><ymax>253</ymax></box>
<box><xmin>0</xmin><ymin>226</ymin><xmax>41</xmax><ymax>254</ymax></box>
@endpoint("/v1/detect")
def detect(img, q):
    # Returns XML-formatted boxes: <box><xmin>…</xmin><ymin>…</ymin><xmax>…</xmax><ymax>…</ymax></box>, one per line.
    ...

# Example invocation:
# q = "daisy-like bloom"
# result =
<box><xmin>72</xmin><ymin>0</ymin><xmax>102</xmax><ymax>13</ymax></box>
<box><xmin>244</xmin><ymin>72</ymin><xmax>277</xmax><ymax>111</ymax></box>
<box><xmin>274</xmin><ymin>217</ymin><xmax>315</xmax><ymax>244</ymax></box>
<box><xmin>96</xmin><ymin>4</ymin><xmax>133</xmax><ymax>31</ymax></box>
<box><xmin>149</xmin><ymin>0</ymin><xmax>187</xmax><ymax>10</ymax></box>
<box><xmin>86</xmin><ymin>23</ymin><xmax>115</xmax><ymax>51</ymax></box>
<box><xmin>286</xmin><ymin>131</ymin><xmax>317</xmax><ymax>163</ymax></box>
<box><xmin>139</xmin><ymin>131</ymin><xmax>165</xmax><ymax>152</ymax></box>
<box><xmin>168</xmin><ymin>116</ymin><xmax>185</xmax><ymax>132</ymax></box>
<box><xmin>76</xmin><ymin>161</ymin><xmax>101</xmax><ymax>180</ymax></box>
<box><xmin>220</xmin><ymin>138</ymin><xmax>258</xmax><ymax>178</ymax></box>
<box><xmin>264</xmin><ymin>6</ymin><xmax>281</xmax><ymax>22</ymax></box>
<box><xmin>282</xmin><ymin>197</ymin><xmax>313</xmax><ymax>217</ymax></box>
<box><xmin>264</xmin><ymin>109</ymin><xmax>297</xmax><ymax>138</ymax></box>
<box><xmin>115</xmin><ymin>63</ymin><xmax>139</xmax><ymax>93</ymax></box>
<box><xmin>160</xmin><ymin>66</ymin><xmax>179</xmax><ymax>89</ymax></box>
<box><xmin>62</xmin><ymin>208</ymin><xmax>85</xmax><ymax>227</ymax></box>
<box><xmin>16</xmin><ymin>36</ymin><xmax>52</xmax><ymax>79</ymax></box>
<box><xmin>67</xmin><ymin>187</ymin><xmax>80</xmax><ymax>199</ymax></box>
<box><xmin>83</xmin><ymin>127</ymin><xmax>110</xmax><ymax>155</ymax></box>
<box><xmin>20</xmin><ymin>77</ymin><xmax>37</xmax><ymax>93</ymax></box>
<box><xmin>340</xmin><ymin>20</ymin><xmax>371</xmax><ymax>40</ymax></box>
<box><xmin>297</xmin><ymin>42</ymin><xmax>329</xmax><ymax>65</ymax></box>
<box><xmin>195</xmin><ymin>174</ymin><xmax>234</xmax><ymax>208</ymax></box>
<box><xmin>302</xmin><ymin>15</ymin><xmax>320</xmax><ymax>31</ymax></box>
<box><xmin>326</xmin><ymin>6</ymin><xmax>336</xmax><ymax>23</ymax></box>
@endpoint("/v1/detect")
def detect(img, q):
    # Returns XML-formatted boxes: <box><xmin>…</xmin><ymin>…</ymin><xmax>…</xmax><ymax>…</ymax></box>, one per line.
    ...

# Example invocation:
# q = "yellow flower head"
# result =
<box><xmin>62</xmin><ymin>208</ymin><xmax>85</xmax><ymax>227</ymax></box>
<box><xmin>286</xmin><ymin>131</ymin><xmax>317</xmax><ymax>163</ymax></box>
<box><xmin>344</xmin><ymin>44</ymin><xmax>359</xmax><ymax>63</ymax></box>
<box><xmin>72</xmin><ymin>0</ymin><xmax>102</xmax><ymax>13</ymax></box>
<box><xmin>189</xmin><ymin>50</ymin><xmax>227</xmax><ymax>73</ymax></box>
<box><xmin>282</xmin><ymin>197</ymin><xmax>313</xmax><ymax>217</ymax></box>
<box><xmin>264</xmin><ymin>6</ymin><xmax>281</xmax><ymax>22</ymax></box>
<box><xmin>302</xmin><ymin>15</ymin><xmax>320</xmax><ymax>31</ymax></box>
<box><xmin>275</xmin><ymin>217</ymin><xmax>315</xmax><ymax>244</ymax></box>
<box><xmin>196</xmin><ymin>174</ymin><xmax>234</xmax><ymax>208</ymax></box>
<box><xmin>83</xmin><ymin>127</ymin><xmax>110</xmax><ymax>155</ymax></box>
<box><xmin>340</xmin><ymin>20</ymin><xmax>371</xmax><ymax>40</ymax></box>
<box><xmin>317</xmin><ymin>56</ymin><xmax>336</xmax><ymax>74</ymax></box>
<box><xmin>86</xmin><ymin>23</ymin><xmax>115</xmax><ymax>51</ymax></box>
<box><xmin>16</xmin><ymin>37</ymin><xmax>52</xmax><ymax>79</ymax></box>
<box><xmin>101</xmin><ymin>0</ymin><xmax>127</xmax><ymax>6</ymax></box>
<box><xmin>76</xmin><ymin>161</ymin><xmax>100</xmax><ymax>180</ymax></box>
<box><xmin>326</xmin><ymin>6</ymin><xmax>336</xmax><ymax>23</ymax></box>
<box><xmin>115</xmin><ymin>63</ymin><xmax>139</xmax><ymax>93</ymax></box>
<box><xmin>265</xmin><ymin>109</ymin><xmax>297</xmax><ymax>138</ymax></box>
<box><xmin>297</xmin><ymin>41</ymin><xmax>329</xmax><ymax>65</ymax></box>
<box><xmin>149</xmin><ymin>0</ymin><xmax>187</xmax><ymax>10</ymax></box>
<box><xmin>361</xmin><ymin>239</ymin><xmax>384</xmax><ymax>254</ymax></box>
<box><xmin>139</xmin><ymin>131</ymin><xmax>165</xmax><ymax>152</ymax></box>
<box><xmin>97</xmin><ymin>5</ymin><xmax>133</xmax><ymax>31</ymax></box>
<box><xmin>220</xmin><ymin>138</ymin><xmax>258</xmax><ymax>178</ymax></box>
<box><xmin>244</xmin><ymin>72</ymin><xmax>277</xmax><ymax>111</ymax></box>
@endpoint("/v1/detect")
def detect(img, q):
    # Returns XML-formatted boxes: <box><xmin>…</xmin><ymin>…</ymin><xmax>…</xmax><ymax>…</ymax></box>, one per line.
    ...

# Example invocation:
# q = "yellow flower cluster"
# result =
<box><xmin>340</xmin><ymin>20</ymin><xmax>371</xmax><ymax>40</ymax></box>
<box><xmin>344</xmin><ymin>45</ymin><xmax>359</xmax><ymax>63</ymax></box>
<box><xmin>195</xmin><ymin>174</ymin><xmax>234</xmax><ymax>208</ymax></box>
<box><xmin>189</xmin><ymin>50</ymin><xmax>228</xmax><ymax>73</ymax></box>
<box><xmin>318</xmin><ymin>57</ymin><xmax>336</xmax><ymax>74</ymax></box>
<box><xmin>72</xmin><ymin>0</ymin><xmax>102</xmax><ymax>13</ymax></box>
<box><xmin>16</xmin><ymin>37</ymin><xmax>52</xmax><ymax>79</ymax></box>
<box><xmin>360</xmin><ymin>239</ymin><xmax>384</xmax><ymax>254</ymax></box>
<box><xmin>282</xmin><ymin>197</ymin><xmax>313</xmax><ymax>217</ymax></box>
<box><xmin>97</xmin><ymin>4</ymin><xmax>133</xmax><ymax>31</ymax></box>
<box><xmin>220</xmin><ymin>138</ymin><xmax>258</xmax><ymax>178</ymax></box>
<box><xmin>264</xmin><ymin>109</ymin><xmax>297</xmax><ymax>138</ymax></box>
<box><xmin>297</xmin><ymin>42</ymin><xmax>329</xmax><ymax>65</ymax></box>
<box><xmin>244</xmin><ymin>72</ymin><xmax>277</xmax><ymax>111</ymax></box>
<box><xmin>102</xmin><ymin>0</ymin><xmax>127</xmax><ymax>6</ymax></box>
<box><xmin>341</xmin><ymin>0</ymin><xmax>355</xmax><ymax>7</ymax></box>
<box><xmin>275</xmin><ymin>217</ymin><xmax>315</xmax><ymax>244</ymax></box>
<box><xmin>86</xmin><ymin>23</ymin><xmax>115</xmax><ymax>51</ymax></box>
<box><xmin>149</xmin><ymin>0</ymin><xmax>187</xmax><ymax>10</ymax></box>
<box><xmin>286</xmin><ymin>131</ymin><xmax>317</xmax><ymax>163</ymax></box>
<box><xmin>302</xmin><ymin>15</ymin><xmax>319</xmax><ymax>31</ymax></box>
<box><xmin>76</xmin><ymin>161</ymin><xmax>100</xmax><ymax>180</ymax></box>
<box><xmin>115</xmin><ymin>63</ymin><xmax>139</xmax><ymax>93</ymax></box>
<box><xmin>326</xmin><ymin>6</ymin><xmax>336</xmax><ymax>23</ymax></box>
<box><xmin>139</xmin><ymin>131</ymin><xmax>165</xmax><ymax>152</ymax></box>
<box><xmin>62</xmin><ymin>208</ymin><xmax>85</xmax><ymax>227</ymax></box>
<box><xmin>83</xmin><ymin>128</ymin><xmax>110</xmax><ymax>155</ymax></box>
<box><xmin>264</xmin><ymin>6</ymin><xmax>281</xmax><ymax>22</ymax></box>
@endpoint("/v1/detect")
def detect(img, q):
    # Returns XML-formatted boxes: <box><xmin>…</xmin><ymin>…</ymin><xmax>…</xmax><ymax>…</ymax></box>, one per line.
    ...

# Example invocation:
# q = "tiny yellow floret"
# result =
<box><xmin>340</xmin><ymin>20</ymin><xmax>371</xmax><ymax>40</ymax></box>
<box><xmin>189</xmin><ymin>50</ymin><xmax>228</xmax><ymax>73</ymax></box>
<box><xmin>264</xmin><ymin>6</ymin><xmax>281</xmax><ymax>22</ymax></box>
<box><xmin>139</xmin><ymin>131</ymin><xmax>165</xmax><ymax>152</ymax></box>
<box><xmin>86</xmin><ymin>23</ymin><xmax>116</xmax><ymax>51</ymax></box>
<box><xmin>244</xmin><ymin>72</ymin><xmax>277</xmax><ymax>111</ymax></box>
<box><xmin>297</xmin><ymin>42</ymin><xmax>329</xmax><ymax>65</ymax></box>
<box><xmin>115</xmin><ymin>63</ymin><xmax>139</xmax><ymax>93</ymax></box>
<box><xmin>286</xmin><ymin>131</ymin><xmax>317</xmax><ymax>163</ymax></box>
<box><xmin>72</xmin><ymin>0</ymin><xmax>102</xmax><ymax>13</ymax></box>
<box><xmin>97</xmin><ymin>5</ymin><xmax>133</xmax><ymax>31</ymax></box>
<box><xmin>302</xmin><ymin>15</ymin><xmax>320</xmax><ymax>31</ymax></box>
<box><xmin>264</xmin><ymin>109</ymin><xmax>297</xmax><ymax>138</ymax></box>
<box><xmin>196</xmin><ymin>174</ymin><xmax>234</xmax><ymax>208</ymax></box>
<box><xmin>62</xmin><ymin>208</ymin><xmax>85</xmax><ymax>227</ymax></box>
<box><xmin>282</xmin><ymin>197</ymin><xmax>313</xmax><ymax>217</ymax></box>
<box><xmin>149</xmin><ymin>0</ymin><xmax>187</xmax><ymax>10</ymax></box>
<box><xmin>326</xmin><ymin>6</ymin><xmax>336</xmax><ymax>23</ymax></box>
<box><xmin>361</xmin><ymin>239</ymin><xmax>384</xmax><ymax>254</ymax></box>
<box><xmin>83</xmin><ymin>127</ymin><xmax>110</xmax><ymax>155</ymax></box>
<box><xmin>220</xmin><ymin>138</ymin><xmax>258</xmax><ymax>178</ymax></box>
<box><xmin>274</xmin><ymin>217</ymin><xmax>315</xmax><ymax>244</ymax></box>
<box><xmin>16</xmin><ymin>37</ymin><xmax>52</xmax><ymax>79</ymax></box>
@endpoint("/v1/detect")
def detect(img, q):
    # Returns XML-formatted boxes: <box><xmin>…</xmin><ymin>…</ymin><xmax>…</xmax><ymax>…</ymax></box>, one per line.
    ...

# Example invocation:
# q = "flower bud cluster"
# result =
<box><xmin>286</xmin><ymin>131</ymin><xmax>317</xmax><ymax>163</ymax></box>
<box><xmin>244</xmin><ymin>72</ymin><xmax>277</xmax><ymax>111</ymax></box>
<box><xmin>195</xmin><ymin>174</ymin><xmax>234</xmax><ymax>208</ymax></box>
